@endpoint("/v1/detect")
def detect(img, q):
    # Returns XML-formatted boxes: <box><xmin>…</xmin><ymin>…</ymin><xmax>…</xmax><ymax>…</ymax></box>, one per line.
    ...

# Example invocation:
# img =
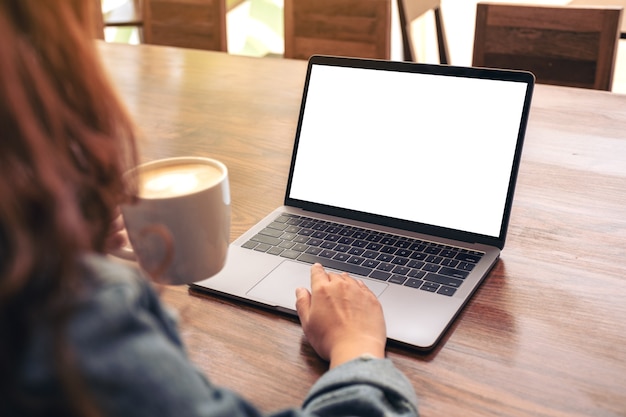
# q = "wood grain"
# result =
<box><xmin>284</xmin><ymin>0</ymin><xmax>391</xmax><ymax>60</ymax></box>
<box><xmin>99</xmin><ymin>42</ymin><xmax>626</xmax><ymax>416</ymax></box>
<box><xmin>473</xmin><ymin>3</ymin><xmax>622</xmax><ymax>90</ymax></box>
<box><xmin>143</xmin><ymin>0</ymin><xmax>227</xmax><ymax>51</ymax></box>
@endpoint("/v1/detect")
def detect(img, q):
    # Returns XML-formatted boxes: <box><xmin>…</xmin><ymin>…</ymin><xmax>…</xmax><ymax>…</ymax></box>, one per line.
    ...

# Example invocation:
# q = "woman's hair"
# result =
<box><xmin>0</xmin><ymin>1</ymin><xmax>138</xmax><ymax>415</ymax></box>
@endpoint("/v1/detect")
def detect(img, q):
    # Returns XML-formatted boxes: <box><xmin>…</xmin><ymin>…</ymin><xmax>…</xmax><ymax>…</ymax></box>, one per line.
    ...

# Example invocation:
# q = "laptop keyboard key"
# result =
<box><xmin>389</xmin><ymin>275</ymin><xmax>407</xmax><ymax>285</ymax></box>
<box><xmin>251</xmin><ymin>234</ymin><xmax>282</xmax><ymax>246</ymax></box>
<box><xmin>292</xmin><ymin>243</ymin><xmax>308</xmax><ymax>252</ymax></box>
<box><xmin>335</xmin><ymin>244</ymin><xmax>350</xmax><ymax>252</ymax></box>
<box><xmin>458</xmin><ymin>261</ymin><xmax>476</xmax><ymax>271</ymax></box>
<box><xmin>376</xmin><ymin>253</ymin><xmax>394</xmax><ymax>262</ymax></box>
<box><xmin>407</xmin><ymin>260</ymin><xmax>425</xmax><ymax>269</ymax></box>
<box><xmin>242</xmin><ymin>241</ymin><xmax>258</xmax><ymax>249</ymax></box>
<box><xmin>305</xmin><ymin>247</ymin><xmax>322</xmax><ymax>256</ymax></box>
<box><xmin>297</xmin><ymin>253</ymin><xmax>373</xmax><ymax>276</ymax></box>
<box><xmin>267</xmin><ymin>247</ymin><xmax>284</xmax><ymax>256</ymax></box>
<box><xmin>254</xmin><ymin>243</ymin><xmax>272</xmax><ymax>252</ymax></box>
<box><xmin>424</xmin><ymin>246</ymin><xmax>442</xmax><ymax>255</ymax></box>
<box><xmin>363</xmin><ymin>259</ymin><xmax>380</xmax><ymax>268</ymax></box>
<box><xmin>311</xmin><ymin>231</ymin><xmax>328</xmax><ymax>239</ymax></box>
<box><xmin>424</xmin><ymin>272</ymin><xmax>463</xmax><ymax>288</ymax></box>
<box><xmin>391</xmin><ymin>256</ymin><xmax>409</xmax><ymax>266</ymax></box>
<box><xmin>325</xmin><ymin>234</ymin><xmax>341</xmax><ymax>242</ymax></box>
<box><xmin>404</xmin><ymin>278</ymin><xmax>424</xmax><ymax>288</ymax></box>
<box><xmin>348</xmin><ymin>247</ymin><xmax>365</xmax><ymax>256</ymax></box>
<box><xmin>352</xmin><ymin>239</ymin><xmax>368</xmax><ymax>248</ymax></box>
<box><xmin>440</xmin><ymin>249</ymin><xmax>458</xmax><ymax>258</ymax></box>
<box><xmin>377</xmin><ymin>263</ymin><xmax>394</xmax><ymax>272</ymax></box>
<box><xmin>425</xmin><ymin>255</ymin><xmax>443</xmax><ymax>264</ymax></box>
<box><xmin>333</xmin><ymin>253</ymin><xmax>350</xmax><ymax>262</ymax></box>
<box><xmin>366</xmin><ymin>243</ymin><xmax>383</xmax><ymax>251</ymax></box>
<box><xmin>410</xmin><ymin>252</ymin><xmax>428</xmax><ymax>261</ymax></box>
<box><xmin>441</xmin><ymin>258</ymin><xmax>459</xmax><ymax>268</ymax></box>
<box><xmin>293</xmin><ymin>235</ymin><xmax>309</xmax><ymax>244</ymax></box>
<box><xmin>353</xmin><ymin>231</ymin><xmax>368</xmax><ymax>239</ymax></box>
<box><xmin>392</xmin><ymin>266</ymin><xmax>410</xmax><ymax>275</ymax></box>
<box><xmin>455</xmin><ymin>253</ymin><xmax>482</xmax><ymax>263</ymax></box>
<box><xmin>348</xmin><ymin>256</ymin><xmax>366</xmax><ymax>265</ymax></box>
<box><xmin>338</xmin><ymin>228</ymin><xmax>354</xmax><ymax>236</ymax></box>
<box><xmin>395</xmin><ymin>240</ymin><xmax>412</xmax><ymax>249</ymax></box>
<box><xmin>280</xmin><ymin>249</ymin><xmax>301</xmax><ymax>259</ymax></box>
<box><xmin>381</xmin><ymin>245</ymin><xmax>397</xmax><ymax>254</ymax></box>
<box><xmin>278</xmin><ymin>241</ymin><xmax>296</xmax><ymax>249</ymax></box>
<box><xmin>369</xmin><ymin>270</ymin><xmax>391</xmax><ymax>281</ymax></box>
<box><xmin>408</xmin><ymin>269</ymin><xmax>426</xmax><ymax>279</ymax></box>
<box><xmin>326</xmin><ymin>226</ymin><xmax>341</xmax><ymax>234</ymax></box>
<box><xmin>438</xmin><ymin>267</ymin><xmax>469</xmax><ymax>279</ymax></box>
<box><xmin>437</xmin><ymin>286</ymin><xmax>457</xmax><ymax>296</ymax></box>
<box><xmin>267</xmin><ymin>222</ymin><xmax>288</xmax><ymax>231</ymax></box>
<box><xmin>420</xmin><ymin>282</ymin><xmax>439</xmax><ymax>292</ymax></box>
<box><xmin>396</xmin><ymin>249</ymin><xmax>412</xmax><ymax>257</ymax></box>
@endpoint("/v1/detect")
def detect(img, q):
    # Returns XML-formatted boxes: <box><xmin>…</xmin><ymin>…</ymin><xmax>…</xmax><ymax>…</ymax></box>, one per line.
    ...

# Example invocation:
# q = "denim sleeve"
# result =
<box><xmin>71</xmin><ymin>255</ymin><xmax>418</xmax><ymax>417</ymax></box>
<box><xmin>302</xmin><ymin>357</ymin><xmax>419</xmax><ymax>417</ymax></box>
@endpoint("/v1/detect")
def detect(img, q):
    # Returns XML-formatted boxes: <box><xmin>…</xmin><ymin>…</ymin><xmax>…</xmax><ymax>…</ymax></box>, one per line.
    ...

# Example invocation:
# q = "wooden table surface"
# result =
<box><xmin>98</xmin><ymin>41</ymin><xmax>626</xmax><ymax>417</ymax></box>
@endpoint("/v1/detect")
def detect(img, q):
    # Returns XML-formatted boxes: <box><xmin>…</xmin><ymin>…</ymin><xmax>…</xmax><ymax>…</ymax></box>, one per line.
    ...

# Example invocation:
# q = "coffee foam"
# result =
<box><xmin>138</xmin><ymin>162</ymin><xmax>223</xmax><ymax>199</ymax></box>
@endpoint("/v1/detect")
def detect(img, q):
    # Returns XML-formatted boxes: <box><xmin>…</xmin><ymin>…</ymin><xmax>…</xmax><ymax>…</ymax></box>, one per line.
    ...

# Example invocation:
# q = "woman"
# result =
<box><xmin>0</xmin><ymin>1</ymin><xmax>419</xmax><ymax>417</ymax></box>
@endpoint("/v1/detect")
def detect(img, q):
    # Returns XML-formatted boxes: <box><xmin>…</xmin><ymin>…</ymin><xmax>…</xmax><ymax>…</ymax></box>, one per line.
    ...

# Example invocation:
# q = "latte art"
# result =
<box><xmin>138</xmin><ymin>163</ymin><xmax>223</xmax><ymax>198</ymax></box>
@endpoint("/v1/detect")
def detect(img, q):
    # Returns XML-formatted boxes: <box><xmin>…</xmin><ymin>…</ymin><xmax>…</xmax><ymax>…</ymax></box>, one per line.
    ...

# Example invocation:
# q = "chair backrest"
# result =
<box><xmin>284</xmin><ymin>0</ymin><xmax>391</xmax><ymax>60</ymax></box>
<box><xmin>143</xmin><ymin>0</ymin><xmax>227</xmax><ymax>51</ymax></box>
<box><xmin>104</xmin><ymin>0</ymin><xmax>144</xmax><ymax>27</ymax></box>
<box><xmin>472</xmin><ymin>3</ymin><xmax>622</xmax><ymax>90</ymax></box>
<box><xmin>396</xmin><ymin>0</ymin><xmax>449</xmax><ymax>64</ymax></box>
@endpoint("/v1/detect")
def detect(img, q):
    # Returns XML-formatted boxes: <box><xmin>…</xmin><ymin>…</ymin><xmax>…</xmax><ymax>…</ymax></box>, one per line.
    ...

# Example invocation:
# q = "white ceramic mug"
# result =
<box><xmin>115</xmin><ymin>157</ymin><xmax>231</xmax><ymax>285</ymax></box>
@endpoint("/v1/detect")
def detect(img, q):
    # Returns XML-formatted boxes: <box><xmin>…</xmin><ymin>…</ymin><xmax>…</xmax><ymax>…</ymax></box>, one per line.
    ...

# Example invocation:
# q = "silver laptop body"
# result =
<box><xmin>191</xmin><ymin>55</ymin><xmax>534</xmax><ymax>351</ymax></box>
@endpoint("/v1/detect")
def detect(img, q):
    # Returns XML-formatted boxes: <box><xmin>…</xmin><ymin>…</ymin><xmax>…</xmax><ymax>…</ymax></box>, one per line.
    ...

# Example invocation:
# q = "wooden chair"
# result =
<box><xmin>143</xmin><ymin>0</ymin><xmax>227</xmax><ymax>51</ymax></box>
<box><xmin>284</xmin><ymin>0</ymin><xmax>391</xmax><ymax>60</ymax></box>
<box><xmin>396</xmin><ymin>0</ymin><xmax>449</xmax><ymax>64</ymax></box>
<box><xmin>472</xmin><ymin>3</ymin><xmax>622</xmax><ymax>90</ymax></box>
<box><xmin>104</xmin><ymin>0</ymin><xmax>144</xmax><ymax>37</ymax></box>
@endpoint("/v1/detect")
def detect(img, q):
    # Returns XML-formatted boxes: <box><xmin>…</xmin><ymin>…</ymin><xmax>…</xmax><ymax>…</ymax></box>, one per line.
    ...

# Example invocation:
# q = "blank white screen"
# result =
<box><xmin>288</xmin><ymin>64</ymin><xmax>528</xmax><ymax>238</ymax></box>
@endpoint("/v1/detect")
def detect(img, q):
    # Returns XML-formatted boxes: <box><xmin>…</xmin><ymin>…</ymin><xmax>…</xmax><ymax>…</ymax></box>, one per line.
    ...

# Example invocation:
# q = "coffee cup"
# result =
<box><xmin>114</xmin><ymin>156</ymin><xmax>231</xmax><ymax>285</ymax></box>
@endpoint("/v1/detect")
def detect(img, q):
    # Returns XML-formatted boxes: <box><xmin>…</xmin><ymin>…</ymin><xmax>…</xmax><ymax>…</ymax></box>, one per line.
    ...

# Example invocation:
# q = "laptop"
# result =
<box><xmin>191</xmin><ymin>55</ymin><xmax>534</xmax><ymax>351</ymax></box>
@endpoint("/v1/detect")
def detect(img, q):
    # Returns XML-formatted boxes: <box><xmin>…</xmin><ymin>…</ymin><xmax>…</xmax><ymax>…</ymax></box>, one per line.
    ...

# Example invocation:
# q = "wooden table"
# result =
<box><xmin>98</xmin><ymin>41</ymin><xmax>626</xmax><ymax>417</ymax></box>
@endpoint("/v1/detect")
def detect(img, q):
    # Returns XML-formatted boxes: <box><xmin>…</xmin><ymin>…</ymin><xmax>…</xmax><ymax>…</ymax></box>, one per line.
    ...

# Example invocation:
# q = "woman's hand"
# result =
<box><xmin>295</xmin><ymin>263</ymin><xmax>386</xmax><ymax>368</ymax></box>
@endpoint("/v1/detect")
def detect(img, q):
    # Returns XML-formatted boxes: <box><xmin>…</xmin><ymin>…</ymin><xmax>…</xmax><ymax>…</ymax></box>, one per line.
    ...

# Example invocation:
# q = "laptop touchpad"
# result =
<box><xmin>246</xmin><ymin>260</ymin><xmax>388</xmax><ymax>312</ymax></box>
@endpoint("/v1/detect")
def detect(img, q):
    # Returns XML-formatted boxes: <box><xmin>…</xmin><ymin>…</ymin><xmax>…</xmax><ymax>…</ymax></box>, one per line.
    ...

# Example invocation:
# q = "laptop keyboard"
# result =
<box><xmin>241</xmin><ymin>213</ymin><xmax>484</xmax><ymax>297</ymax></box>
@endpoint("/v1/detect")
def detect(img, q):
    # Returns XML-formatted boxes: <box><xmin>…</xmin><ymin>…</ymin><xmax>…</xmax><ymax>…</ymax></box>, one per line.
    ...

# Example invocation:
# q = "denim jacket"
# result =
<box><xmin>18</xmin><ymin>254</ymin><xmax>419</xmax><ymax>417</ymax></box>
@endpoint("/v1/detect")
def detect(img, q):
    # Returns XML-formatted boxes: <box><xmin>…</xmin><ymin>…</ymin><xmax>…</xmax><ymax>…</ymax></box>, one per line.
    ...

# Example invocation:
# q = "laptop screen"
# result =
<box><xmin>286</xmin><ymin>57</ymin><xmax>533</xmax><ymax>245</ymax></box>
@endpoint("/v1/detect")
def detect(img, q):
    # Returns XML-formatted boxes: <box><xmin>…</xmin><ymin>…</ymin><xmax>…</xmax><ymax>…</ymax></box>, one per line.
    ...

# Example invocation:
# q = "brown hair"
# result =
<box><xmin>0</xmin><ymin>1</ymin><xmax>138</xmax><ymax>415</ymax></box>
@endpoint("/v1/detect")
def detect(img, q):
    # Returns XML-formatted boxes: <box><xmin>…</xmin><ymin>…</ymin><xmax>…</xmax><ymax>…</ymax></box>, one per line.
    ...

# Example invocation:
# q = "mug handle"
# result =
<box><xmin>108</xmin><ymin>225</ymin><xmax>175</xmax><ymax>282</ymax></box>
